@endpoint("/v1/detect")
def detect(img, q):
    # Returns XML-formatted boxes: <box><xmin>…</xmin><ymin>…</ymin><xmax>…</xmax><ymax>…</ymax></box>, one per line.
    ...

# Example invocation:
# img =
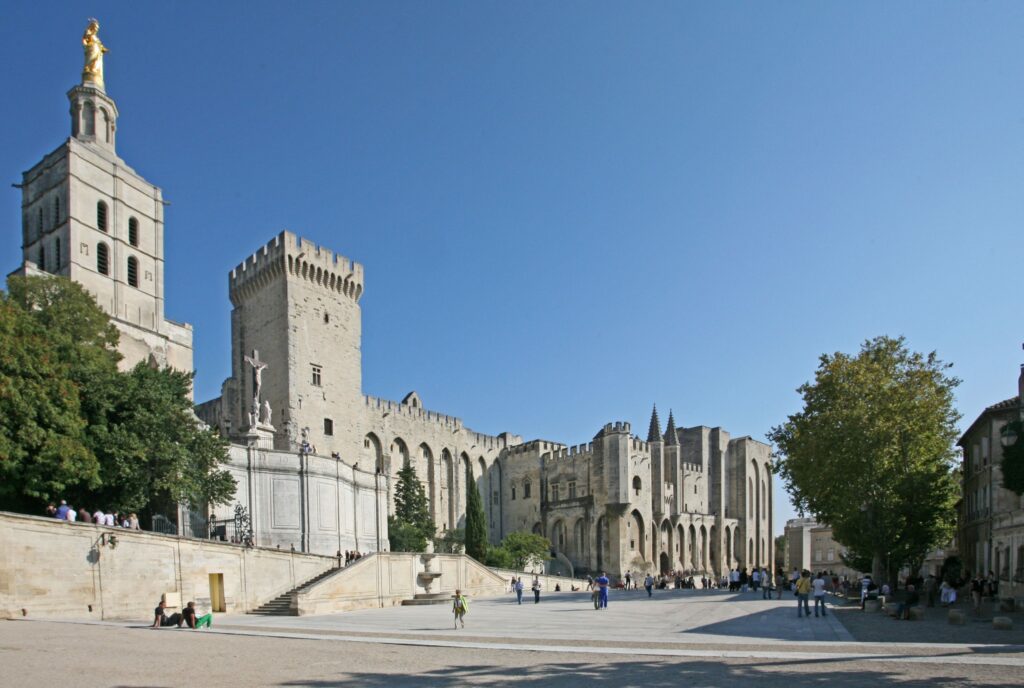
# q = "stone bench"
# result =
<box><xmin>948</xmin><ymin>609</ymin><xmax>966</xmax><ymax>625</ymax></box>
<box><xmin>993</xmin><ymin>616</ymin><xmax>1013</xmax><ymax>631</ymax></box>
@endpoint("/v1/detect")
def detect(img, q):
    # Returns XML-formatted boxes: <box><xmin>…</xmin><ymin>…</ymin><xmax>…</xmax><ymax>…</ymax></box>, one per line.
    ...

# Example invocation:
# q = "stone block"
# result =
<box><xmin>908</xmin><ymin>606</ymin><xmax>924</xmax><ymax>620</ymax></box>
<box><xmin>863</xmin><ymin>599</ymin><xmax>880</xmax><ymax>612</ymax></box>
<box><xmin>948</xmin><ymin>609</ymin><xmax>966</xmax><ymax>625</ymax></box>
<box><xmin>999</xmin><ymin>598</ymin><xmax>1015</xmax><ymax>612</ymax></box>
<box><xmin>993</xmin><ymin>616</ymin><xmax>1013</xmax><ymax>631</ymax></box>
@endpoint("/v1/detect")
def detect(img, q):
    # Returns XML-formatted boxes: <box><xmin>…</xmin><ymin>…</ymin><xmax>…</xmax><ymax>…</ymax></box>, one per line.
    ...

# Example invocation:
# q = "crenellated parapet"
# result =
<box><xmin>229</xmin><ymin>231</ymin><xmax>365</xmax><ymax>306</ymax></box>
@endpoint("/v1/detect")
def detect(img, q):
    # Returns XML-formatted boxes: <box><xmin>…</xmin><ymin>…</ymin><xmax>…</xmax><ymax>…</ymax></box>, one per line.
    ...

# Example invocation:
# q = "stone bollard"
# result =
<box><xmin>863</xmin><ymin>599</ymin><xmax>881</xmax><ymax>612</ymax></box>
<box><xmin>993</xmin><ymin>616</ymin><xmax>1013</xmax><ymax>631</ymax></box>
<box><xmin>948</xmin><ymin>609</ymin><xmax>966</xmax><ymax>625</ymax></box>
<box><xmin>908</xmin><ymin>607</ymin><xmax>925</xmax><ymax>621</ymax></box>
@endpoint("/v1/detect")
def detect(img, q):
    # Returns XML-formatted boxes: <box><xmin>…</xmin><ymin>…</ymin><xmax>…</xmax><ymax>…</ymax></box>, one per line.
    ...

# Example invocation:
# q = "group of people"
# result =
<box><xmin>152</xmin><ymin>600</ymin><xmax>213</xmax><ymax>629</ymax></box>
<box><xmin>342</xmin><ymin>550</ymin><xmax>365</xmax><ymax>566</ymax></box>
<box><xmin>508</xmin><ymin>576</ymin><xmax>543</xmax><ymax>604</ymax></box>
<box><xmin>793</xmin><ymin>570</ymin><xmax>831</xmax><ymax>618</ymax></box>
<box><xmin>46</xmin><ymin>500</ymin><xmax>140</xmax><ymax>530</ymax></box>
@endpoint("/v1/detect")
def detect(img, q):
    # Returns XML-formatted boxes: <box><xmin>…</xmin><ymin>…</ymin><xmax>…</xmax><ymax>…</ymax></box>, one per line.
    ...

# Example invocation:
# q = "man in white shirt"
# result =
<box><xmin>751</xmin><ymin>568</ymin><xmax>761</xmax><ymax>591</ymax></box>
<box><xmin>812</xmin><ymin>572</ymin><xmax>828</xmax><ymax>617</ymax></box>
<box><xmin>93</xmin><ymin>509</ymin><xmax>105</xmax><ymax>524</ymax></box>
<box><xmin>103</xmin><ymin>512</ymin><xmax>115</xmax><ymax>527</ymax></box>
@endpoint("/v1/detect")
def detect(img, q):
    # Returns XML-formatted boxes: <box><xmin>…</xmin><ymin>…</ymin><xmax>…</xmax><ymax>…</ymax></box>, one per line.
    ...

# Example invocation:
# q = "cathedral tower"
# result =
<box><xmin>11</xmin><ymin>20</ymin><xmax>193</xmax><ymax>373</ymax></box>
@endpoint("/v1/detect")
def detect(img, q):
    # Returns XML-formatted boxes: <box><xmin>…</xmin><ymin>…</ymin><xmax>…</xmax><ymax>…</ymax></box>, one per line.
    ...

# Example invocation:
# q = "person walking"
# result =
<box><xmin>796</xmin><ymin>570</ymin><xmax>812</xmax><ymax>618</ymax></box>
<box><xmin>644</xmin><ymin>573</ymin><xmax>654</xmax><ymax>597</ymax></box>
<box><xmin>452</xmin><ymin>589</ymin><xmax>468</xmax><ymax>629</ymax></box>
<box><xmin>514</xmin><ymin>577</ymin><xmax>524</xmax><ymax>605</ymax></box>
<box><xmin>812</xmin><ymin>571</ymin><xmax>828</xmax><ymax>617</ymax></box>
<box><xmin>532</xmin><ymin>577</ymin><xmax>542</xmax><ymax>603</ymax></box>
<box><xmin>596</xmin><ymin>572</ymin><xmax>610</xmax><ymax>609</ymax></box>
<box><xmin>762</xmin><ymin>568</ymin><xmax>773</xmax><ymax>600</ymax></box>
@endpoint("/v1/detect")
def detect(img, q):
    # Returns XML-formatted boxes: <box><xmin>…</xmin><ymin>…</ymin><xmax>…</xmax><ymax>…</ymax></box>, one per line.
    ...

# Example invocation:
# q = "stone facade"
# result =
<box><xmin>958</xmin><ymin>366</ymin><xmax>1024</xmax><ymax>600</ymax></box>
<box><xmin>13</xmin><ymin>31</ymin><xmax>772</xmax><ymax>577</ymax></box>
<box><xmin>8</xmin><ymin>79</ymin><xmax>193</xmax><ymax>374</ymax></box>
<box><xmin>784</xmin><ymin>518</ymin><xmax>861</xmax><ymax>580</ymax></box>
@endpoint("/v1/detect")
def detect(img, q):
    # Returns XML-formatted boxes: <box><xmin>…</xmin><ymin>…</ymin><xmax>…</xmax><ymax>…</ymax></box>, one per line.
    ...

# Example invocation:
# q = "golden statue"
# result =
<box><xmin>82</xmin><ymin>19</ymin><xmax>108</xmax><ymax>88</ymax></box>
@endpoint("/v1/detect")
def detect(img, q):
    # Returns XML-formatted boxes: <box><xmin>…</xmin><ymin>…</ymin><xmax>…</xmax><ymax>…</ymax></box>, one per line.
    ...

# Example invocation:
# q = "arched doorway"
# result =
<box><xmin>629</xmin><ymin>510</ymin><xmax>646</xmax><ymax>563</ymax></box>
<box><xmin>659</xmin><ymin>552</ymin><xmax>670</xmax><ymax>574</ymax></box>
<box><xmin>440</xmin><ymin>449</ymin><xmax>454</xmax><ymax>531</ymax></box>
<box><xmin>596</xmin><ymin>516</ymin><xmax>609</xmax><ymax>571</ymax></box>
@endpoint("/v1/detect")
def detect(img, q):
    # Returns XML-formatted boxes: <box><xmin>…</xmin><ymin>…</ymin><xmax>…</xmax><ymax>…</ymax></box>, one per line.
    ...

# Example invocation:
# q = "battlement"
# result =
<box><xmin>549</xmin><ymin>442</ymin><xmax>594</xmax><ymax>461</ymax></box>
<box><xmin>594</xmin><ymin>421</ymin><xmax>631</xmax><ymax>439</ymax></box>
<box><xmin>630</xmin><ymin>437</ymin><xmax>650</xmax><ymax>453</ymax></box>
<box><xmin>507</xmin><ymin>439</ymin><xmax>565</xmax><ymax>456</ymax></box>
<box><xmin>362</xmin><ymin>395</ymin><xmax>519</xmax><ymax>450</ymax></box>
<box><xmin>229</xmin><ymin>231</ymin><xmax>365</xmax><ymax>306</ymax></box>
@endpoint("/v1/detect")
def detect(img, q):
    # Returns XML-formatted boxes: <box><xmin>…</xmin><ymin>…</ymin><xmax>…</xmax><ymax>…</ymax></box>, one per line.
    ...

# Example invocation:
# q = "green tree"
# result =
<box><xmin>387</xmin><ymin>463</ymin><xmax>434</xmax><ymax>552</ymax></box>
<box><xmin>433</xmin><ymin>527</ymin><xmax>465</xmax><ymax>554</ymax></box>
<box><xmin>501</xmin><ymin>531</ymin><xmax>551</xmax><ymax>570</ymax></box>
<box><xmin>483</xmin><ymin>545</ymin><xmax>515</xmax><ymax>569</ymax></box>
<box><xmin>88</xmin><ymin>362</ymin><xmax>236</xmax><ymax>515</ymax></box>
<box><xmin>768</xmin><ymin>336</ymin><xmax>961</xmax><ymax>585</ymax></box>
<box><xmin>999</xmin><ymin>420</ymin><xmax>1024</xmax><ymax>496</ymax></box>
<box><xmin>464</xmin><ymin>463</ymin><xmax>488</xmax><ymax>560</ymax></box>
<box><xmin>0</xmin><ymin>293</ymin><xmax>98</xmax><ymax>510</ymax></box>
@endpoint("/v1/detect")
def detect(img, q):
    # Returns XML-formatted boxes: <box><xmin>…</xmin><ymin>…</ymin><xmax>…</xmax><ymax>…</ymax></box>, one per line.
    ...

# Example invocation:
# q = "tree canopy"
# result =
<box><xmin>0</xmin><ymin>276</ymin><xmax>234</xmax><ymax>517</ymax></box>
<box><xmin>495</xmin><ymin>531</ymin><xmax>551</xmax><ymax>570</ymax></box>
<box><xmin>387</xmin><ymin>462</ymin><xmax>435</xmax><ymax>552</ymax></box>
<box><xmin>768</xmin><ymin>336</ymin><xmax>961</xmax><ymax>584</ymax></box>
<box><xmin>464</xmin><ymin>463</ymin><xmax>488</xmax><ymax>560</ymax></box>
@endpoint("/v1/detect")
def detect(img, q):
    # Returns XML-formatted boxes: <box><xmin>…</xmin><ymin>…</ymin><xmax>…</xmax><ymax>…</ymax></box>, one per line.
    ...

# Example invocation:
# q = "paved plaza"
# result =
<box><xmin>5</xmin><ymin>589</ymin><xmax>1024</xmax><ymax>686</ymax></box>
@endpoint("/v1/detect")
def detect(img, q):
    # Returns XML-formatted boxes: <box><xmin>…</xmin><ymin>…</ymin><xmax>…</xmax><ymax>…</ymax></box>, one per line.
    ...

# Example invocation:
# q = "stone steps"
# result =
<box><xmin>249</xmin><ymin>566</ymin><xmax>343</xmax><ymax>616</ymax></box>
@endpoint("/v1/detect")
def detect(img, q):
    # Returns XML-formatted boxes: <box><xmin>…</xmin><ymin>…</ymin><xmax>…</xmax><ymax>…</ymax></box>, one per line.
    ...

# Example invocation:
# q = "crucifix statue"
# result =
<box><xmin>244</xmin><ymin>349</ymin><xmax>269</xmax><ymax>423</ymax></box>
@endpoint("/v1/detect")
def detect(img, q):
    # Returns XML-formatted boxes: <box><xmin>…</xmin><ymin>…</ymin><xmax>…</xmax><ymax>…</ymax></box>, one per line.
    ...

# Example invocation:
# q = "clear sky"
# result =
<box><xmin>3</xmin><ymin>2</ymin><xmax>1023</xmax><ymax>536</ymax></box>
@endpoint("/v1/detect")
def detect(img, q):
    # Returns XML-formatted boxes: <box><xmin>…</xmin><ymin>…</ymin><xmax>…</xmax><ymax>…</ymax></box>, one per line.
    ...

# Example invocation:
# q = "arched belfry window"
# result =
<box><xmin>84</xmin><ymin>103</ymin><xmax>95</xmax><ymax>136</ymax></box>
<box><xmin>128</xmin><ymin>217</ymin><xmax>139</xmax><ymax>246</ymax></box>
<box><xmin>96</xmin><ymin>242</ymin><xmax>109</xmax><ymax>275</ymax></box>
<box><xmin>127</xmin><ymin>256</ymin><xmax>139</xmax><ymax>288</ymax></box>
<box><xmin>97</xmin><ymin>201</ymin><xmax>108</xmax><ymax>232</ymax></box>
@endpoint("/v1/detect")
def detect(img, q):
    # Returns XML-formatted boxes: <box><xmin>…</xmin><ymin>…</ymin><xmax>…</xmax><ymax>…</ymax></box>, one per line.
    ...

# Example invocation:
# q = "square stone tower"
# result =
<box><xmin>224</xmin><ymin>232</ymin><xmax>365</xmax><ymax>455</ymax></box>
<box><xmin>10</xmin><ymin>37</ymin><xmax>193</xmax><ymax>373</ymax></box>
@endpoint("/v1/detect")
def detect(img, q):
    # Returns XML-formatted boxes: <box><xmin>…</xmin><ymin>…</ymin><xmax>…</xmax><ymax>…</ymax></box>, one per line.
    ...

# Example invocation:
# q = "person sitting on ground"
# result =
<box><xmin>896</xmin><ymin>584</ymin><xmax>920</xmax><ymax>620</ymax></box>
<box><xmin>181</xmin><ymin>601</ymin><xmax>213</xmax><ymax>629</ymax></box>
<box><xmin>151</xmin><ymin>600</ymin><xmax>184</xmax><ymax>628</ymax></box>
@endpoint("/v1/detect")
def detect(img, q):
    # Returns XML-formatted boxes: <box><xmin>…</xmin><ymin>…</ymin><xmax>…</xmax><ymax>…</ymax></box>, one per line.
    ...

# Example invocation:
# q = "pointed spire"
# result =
<box><xmin>647</xmin><ymin>404</ymin><xmax>662</xmax><ymax>442</ymax></box>
<box><xmin>664</xmin><ymin>410</ymin><xmax>679</xmax><ymax>446</ymax></box>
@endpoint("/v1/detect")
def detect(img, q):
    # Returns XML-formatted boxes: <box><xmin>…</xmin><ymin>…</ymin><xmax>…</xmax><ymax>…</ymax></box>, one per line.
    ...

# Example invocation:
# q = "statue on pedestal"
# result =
<box><xmin>82</xmin><ymin>19</ymin><xmax>108</xmax><ymax>88</ymax></box>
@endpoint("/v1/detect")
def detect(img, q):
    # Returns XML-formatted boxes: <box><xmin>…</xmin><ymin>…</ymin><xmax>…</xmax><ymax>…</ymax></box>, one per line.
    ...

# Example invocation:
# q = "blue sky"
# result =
<box><xmin>3</xmin><ymin>2</ymin><xmax>1023</xmax><ymax>535</ymax></box>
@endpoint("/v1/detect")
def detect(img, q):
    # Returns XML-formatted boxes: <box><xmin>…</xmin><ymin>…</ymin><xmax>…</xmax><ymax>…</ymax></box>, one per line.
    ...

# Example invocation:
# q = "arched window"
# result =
<box><xmin>523</xmin><ymin>481</ymin><xmax>532</xmax><ymax>499</ymax></box>
<box><xmin>38</xmin><ymin>245</ymin><xmax>45</xmax><ymax>272</ymax></box>
<box><xmin>97</xmin><ymin>201</ymin><xmax>108</xmax><ymax>232</ymax></box>
<box><xmin>96</xmin><ymin>242</ymin><xmax>109</xmax><ymax>275</ymax></box>
<box><xmin>127</xmin><ymin>256</ymin><xmax>138</xmax><ymax>287</ymax></box>
<box><xmin>53</xmin><ymin>197</ymin><xmax>60</xmax><ymax>226</ymax></box>
<box><xmin>128</xmin><ymin>217</ymin><xmax>139</xmax><ymax>246</ymax></box>
<box><xmin>632</xmin><ymin>475</ymin><xmax>642</xmax><ymax>496</ymax></box>
<box><xmin>511</xmin><ymin>485</ymin><xmax>517</xmax><ymax>501</ymax></box>
<box><xmin>84</xmin><ymin>103</ymin><xmax>95</xmax><ymax>136</ymax></box>
<box><xmin>54</xmin><ymin>238</ymin><xmax>61</xmax><ymax>270</ymax></box>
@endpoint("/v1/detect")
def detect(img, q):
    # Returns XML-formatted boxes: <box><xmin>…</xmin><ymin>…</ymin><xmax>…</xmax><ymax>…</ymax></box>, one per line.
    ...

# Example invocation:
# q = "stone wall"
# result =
<box><xmin>0</xmin><ymin>512</ymin><xmax>337</xmax><ymax>620</ymax></box>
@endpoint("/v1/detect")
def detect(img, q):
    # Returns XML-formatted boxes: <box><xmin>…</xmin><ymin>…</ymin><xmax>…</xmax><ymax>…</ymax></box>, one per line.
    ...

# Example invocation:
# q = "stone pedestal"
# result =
<box><xmin>948</xmin><ymin>609</ymin><xmax>966</xmax><ymax>625</ymax></box>
<box><xmin>246</xmin><ymin>425</ymin><xmax>275</xmax><ymax>450</ymax></box>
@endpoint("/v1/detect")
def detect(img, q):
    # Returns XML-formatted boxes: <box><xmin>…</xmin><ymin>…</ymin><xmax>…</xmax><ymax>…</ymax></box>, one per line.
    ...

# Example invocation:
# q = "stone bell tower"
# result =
<box><xmin>10</xmin><ymin>20</ymin><xmax>194</xmax><ymax>374</ymax></box>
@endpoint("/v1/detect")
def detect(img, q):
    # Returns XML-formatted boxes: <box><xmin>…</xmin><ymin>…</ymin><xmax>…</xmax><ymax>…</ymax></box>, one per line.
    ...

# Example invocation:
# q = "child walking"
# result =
<box><xmin>452</xmin><ymin>589</ymin><xmax>468</xmax><ymax>629</ymax></box>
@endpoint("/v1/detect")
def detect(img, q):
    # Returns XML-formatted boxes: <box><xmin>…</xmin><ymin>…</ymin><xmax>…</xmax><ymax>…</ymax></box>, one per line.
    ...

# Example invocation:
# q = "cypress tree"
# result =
<box><xmin>388</xmin><ymin>463</ymin><xmax>434</xmax><ymax>552</ymax></box>
<box><xmin>464</xmin><ymin>462</ymin><xmax>488</xmax><ymax>560</ymax></box>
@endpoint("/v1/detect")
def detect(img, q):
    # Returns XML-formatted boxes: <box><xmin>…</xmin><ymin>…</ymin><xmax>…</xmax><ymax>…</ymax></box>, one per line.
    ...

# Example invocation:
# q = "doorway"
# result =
<box><xmin>208</xmin><ymin>573</ymin><xmax>225</xmax><ymax>612</ymax></box>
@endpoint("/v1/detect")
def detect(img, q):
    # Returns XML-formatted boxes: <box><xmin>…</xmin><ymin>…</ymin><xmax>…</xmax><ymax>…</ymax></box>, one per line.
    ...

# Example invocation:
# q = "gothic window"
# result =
<box><xmin>127</xmin><ymin>256</ymin><xmax>139</xmax><ymax>287</ymax></box>
<box><xmin>97</xmin><ymin>201</ymin><xmax>108</xmax><ymax>232</ymax></box>
<box><xmin>38</xmin><ymin>245</ymin><xmax>45</xmax><ymax>272</ymax></box>
<box><xmin>53</xmin><ymin>197</ymin><xmax>60</xmax><ymax>226</ymax></box>
<box><xmin>524</xmin><ymin>482</ymin><xmax>531</xmax><ymax>499</ymax></box>
<box><xmin>96</xmin><ymin>242</ymin><xmax>109</xmax><ymax>275</ymax></box>
<box><xmin>632</xmin><ymin>476</ymin><xmax>642</xmax><ymax>496</ymax></box>
<box><xmin>54</xmin><ymin>239</ymin><xmax>61</xmax><ymax>270</ymax></box>
<box><xmin>550</xmin><ymin>483</ymin><xmax>559</xmax><ymax>502</ymax></box>
<box><xmin>311</xmin><ymin>365</ymin><xmax>322</xmax><ymax>387</ymax></box>
<box><xmin>568</xmin><ymin>482</ymin><xmax>576</xmax><ymax>499</ymax></box>
<box><xmin>38</xmin><ymin>207</ymin><xmax>43</xmax><ymax>235</ymax></box>
<box><xmin>84</xmin><ymin>103</ymin><xmax>96</xmax><ymax>136</ymax></box>
<box><xmin>128</xmin><ymin>217</ymin><xmax>139</xmax><ymax>246</ymax></box>
<box><xmin>324</xmin><ymin>418</ymin><xmax>334</xmax><ymax>436</ymax></box>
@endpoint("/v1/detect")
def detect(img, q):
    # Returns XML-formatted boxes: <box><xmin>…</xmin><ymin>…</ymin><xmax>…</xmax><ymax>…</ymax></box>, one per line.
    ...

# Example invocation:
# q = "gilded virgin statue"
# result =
<box><xmin>82</xmin><ymin>19</ymin><xmax>108</xmax><ymax>87</ymax></box>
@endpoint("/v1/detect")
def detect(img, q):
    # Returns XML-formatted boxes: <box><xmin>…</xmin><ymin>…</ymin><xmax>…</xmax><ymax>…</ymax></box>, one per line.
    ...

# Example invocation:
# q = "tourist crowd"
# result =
<box><xmin>45</xmin><ymin>500</ymin><xmax>140</xmax><ymax>529</ymax></box>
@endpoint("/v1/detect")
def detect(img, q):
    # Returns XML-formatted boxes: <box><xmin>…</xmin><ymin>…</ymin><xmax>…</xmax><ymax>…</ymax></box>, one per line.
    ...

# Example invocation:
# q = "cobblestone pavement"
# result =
<box><xmin>5</xmin><ymin>590</ymin><xmax>1024</xmax><ymax>687</ymax></box>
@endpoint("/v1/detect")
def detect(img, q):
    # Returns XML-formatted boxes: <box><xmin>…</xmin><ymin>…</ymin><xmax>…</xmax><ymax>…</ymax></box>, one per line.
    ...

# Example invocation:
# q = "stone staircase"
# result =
<box><xmin>248</xmin><ymin>566</ymin><xmax>343</xmax><ymax>616</ymax></box>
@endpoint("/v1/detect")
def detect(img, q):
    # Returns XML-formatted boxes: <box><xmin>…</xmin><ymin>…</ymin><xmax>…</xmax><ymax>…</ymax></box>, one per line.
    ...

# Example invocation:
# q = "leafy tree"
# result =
<box><xmin>0</xmin><ymin>294</ymin><xmax>98</xmax><ymax>510</ymax></box>
<box><xmin>0</xmin><ymin>275</ymin><xmax>234</xmax><ymax>518</ymax></box>
<box><xmin>768</xmin><ymin>336</ymin><xmax>961</xmax><ymax>585</ymax></box>
<box><xmin>501</xmin><ymin>531</ymin><xmax>551</xmax><ymax>570</ymax></box>
<box><xmin>464</xmin><ymin>463</ymin><xmax>488</xmax><ymax>560</ymax></box>
<box><xmin>483</xmin><ymin>545</ymin><xmax>515</xmax><ymax>569</ymax></box>
<box><xmin>999</xmin><ymin>420</ymin><xmax>1024</xmax><ymax>496</ymax></box>
<box><xmin>387</xmin><ymin>463</ymin><xmax>434</xmax><ymax>552</ymax></box>
<box><xmin>88</xmin><ymin>362</ymin><xmax>235</xmax><ymax>515</ymax></box>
